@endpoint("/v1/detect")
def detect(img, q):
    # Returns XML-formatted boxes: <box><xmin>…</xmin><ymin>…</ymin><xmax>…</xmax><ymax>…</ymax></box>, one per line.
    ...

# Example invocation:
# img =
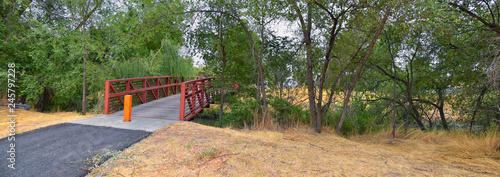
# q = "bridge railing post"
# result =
<box><xmin>179</xmin><ymin>82</ymin><xmax>186</xmax><ymax>121</ymax></box>
<box><xmin>142</xmin><ymin>79</ymin><xmax>146</xmax><ymax>103</ymax></box>
<box><xmin>200</xmin><ymin>81</ymin><xmax>205</xmax><ymax>108</ymax></box>
<box><xmin>104</xmin><ymin>80</ymin><xmax>110</xmax><ymax>114</ymax></box>
<box><xmin>156</xmin><ymin>77</ymin><xmax>160</xmax><ymax>99</ymax></box>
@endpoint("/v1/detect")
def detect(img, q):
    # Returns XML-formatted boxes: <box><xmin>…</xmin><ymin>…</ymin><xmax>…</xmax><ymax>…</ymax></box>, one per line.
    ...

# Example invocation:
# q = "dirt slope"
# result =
<box><xmin>88</xmin><ymin>122</ymin><xmax>500</xmax><ymax>176</ymax></box>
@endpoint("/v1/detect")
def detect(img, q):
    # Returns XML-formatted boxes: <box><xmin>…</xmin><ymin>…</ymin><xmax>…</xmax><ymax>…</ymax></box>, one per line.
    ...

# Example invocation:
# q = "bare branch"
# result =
<box><xmin>481</xmin><ymin>0</ymin><xmax>496</xmax><ymax>25</ymax></box>
<box><xmin>449</xmin><ymin>2</ymin><xmax>500</xmax><ymax>35</ymax></box>
<box><xmin>74</xmin><ymin>0</ymin><xmax>102</xmax><ymax>31</ymax></box>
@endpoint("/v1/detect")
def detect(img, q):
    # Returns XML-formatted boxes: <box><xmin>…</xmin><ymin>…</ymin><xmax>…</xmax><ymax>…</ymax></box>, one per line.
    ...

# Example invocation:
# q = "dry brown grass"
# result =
<box><xmin>87</xmin><ymin>122</ymin><xmax>500</xmax><ymax>176</ymax></box>
<box><xmin>276</xmin><ymin>87</ymin><xmax>463</xmax><ymax>121</ymax></box>
<box><xmin>0</xmin><ymin>107</ymin><xmax>95</xmax><ymax>138</ymax></box>
<box><xmin>273</xmin><ymin>87</ymin><xmax>344</xmax><ymax>106</ymax></box>
<box><xmin>350</xmin><ymin>129</ymin><xmax>500</xmax><ymax>176</ymax></box>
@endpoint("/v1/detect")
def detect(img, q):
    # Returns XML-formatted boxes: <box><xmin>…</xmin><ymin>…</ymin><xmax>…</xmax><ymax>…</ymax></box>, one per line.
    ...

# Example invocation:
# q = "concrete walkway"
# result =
<box><xmin>70</xmin><ymin>94</ymin><xmax>180</xmax><ymax>132</ymax></box>
<box><xmin>112</xmin><ymin>94</ymin><xmax>181</xmax><ymax>120</ymax></box>
<box><xmin>70</xmin><ymin>115</ymin><xmax>177</xmax><ymax>132</ymax></box>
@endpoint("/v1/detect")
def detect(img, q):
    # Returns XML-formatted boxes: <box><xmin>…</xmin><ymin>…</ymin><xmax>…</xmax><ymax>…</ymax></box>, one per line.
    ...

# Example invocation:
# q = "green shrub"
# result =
<box><xmin>268</xmin><ymin>97</ymin><xmax>309</xmax><ymax>126</ymax></box>
<box><xmin>221</xmin><ymin>97</ymin><xmax>260</xmax><ymax>128</ymax></box>
<box><xmin>324</xmin><ymin>97</ymin><xmax>383</xmax><ymax>136</ymax></box>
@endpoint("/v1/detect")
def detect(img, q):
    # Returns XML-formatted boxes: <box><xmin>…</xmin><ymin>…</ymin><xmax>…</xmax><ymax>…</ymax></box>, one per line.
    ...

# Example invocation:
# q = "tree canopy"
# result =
<box><xmin>1</xmin><ymin>0</ymin><xmax>499</xmax><ymax>134</ymax></box>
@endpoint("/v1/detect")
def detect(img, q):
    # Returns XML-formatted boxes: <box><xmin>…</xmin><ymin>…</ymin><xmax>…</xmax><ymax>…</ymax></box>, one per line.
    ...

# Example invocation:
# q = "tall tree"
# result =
<box><xmin>337</xmin><ymin>5</ymin><xmax>392</xmax><ymax>134</ymax></box>
<box><xmin>187</xmin><ymin>0</ymin><xmax>270</xmax><ymax>121</ymax></box>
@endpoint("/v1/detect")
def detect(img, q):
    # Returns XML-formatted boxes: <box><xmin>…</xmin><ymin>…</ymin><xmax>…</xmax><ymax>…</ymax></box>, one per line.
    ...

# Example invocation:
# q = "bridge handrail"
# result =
<box><xmin>179</xmin><ymin>77</ymin><xmax>216</xmax><ymax>121</ymax></box>
<box><xmin>104</xmin><ymin>76</ymin><xmax>200</xmax><ymax>114</ymax></box>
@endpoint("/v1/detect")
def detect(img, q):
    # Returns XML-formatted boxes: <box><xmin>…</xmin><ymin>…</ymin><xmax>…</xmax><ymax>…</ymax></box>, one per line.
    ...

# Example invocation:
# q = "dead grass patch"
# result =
<box><xmin>350</xmin><ymin>129</ymin><xmax>500</xmax><ymax>176</ymax></box>
<box><xmin>0</xmin><ymin>107</ymin><xmax>95</xmax><ymax>138</ymax></box>
<box><xmin>88</xmin><ymin>122</ymin><xmax>500</xmax><ymax>176</ymax></box>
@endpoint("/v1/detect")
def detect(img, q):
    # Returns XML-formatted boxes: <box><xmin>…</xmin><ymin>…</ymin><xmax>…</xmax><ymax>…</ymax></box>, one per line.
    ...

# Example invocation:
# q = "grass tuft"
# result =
<box><xmin>196</xmin><ymin>148</ymin><xmax>220</xmax><ymax>160</ymax></box>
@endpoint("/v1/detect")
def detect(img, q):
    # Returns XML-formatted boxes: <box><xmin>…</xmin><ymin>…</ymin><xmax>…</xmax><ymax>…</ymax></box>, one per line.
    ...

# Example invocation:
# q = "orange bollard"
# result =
<box><xmin>123</xmin><ymin>95</ymin><xmax>132</xmax><ymax>122</ymax></box>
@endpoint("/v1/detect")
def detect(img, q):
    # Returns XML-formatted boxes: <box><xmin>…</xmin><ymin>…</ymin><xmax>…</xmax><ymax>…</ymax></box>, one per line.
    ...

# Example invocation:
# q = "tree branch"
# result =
<box><xmin>181</xmin><ymin>10</ymin><xmax>237</xmax><ymax>19</ymax></box>
<box><xmin>312</xmin><ymin>0</ymin><xmax>335</xmax><ymax>20</ymax></box>
<box><xmin>449</xmin><ymin>2</ymin><xmax>500</xmax><ymax>35</ymax></box>
<box><xmin>481</xmin><ymin>0</ymin><xmax>496</xmax><ymax>25</ymax></box>
<box><xmin>414</xmin><ymin>99</ymin><xmax>440</xmax><ymax>108</ymax></box>
<box><xmin>74</xmin><ymin>0</ymin><xmax>101</xmax><ymax>31</ymax></box>
<box><xmin>372</xmin><ymin>64</ymin><xmax>408</xmax><ymax>85</ymax></box>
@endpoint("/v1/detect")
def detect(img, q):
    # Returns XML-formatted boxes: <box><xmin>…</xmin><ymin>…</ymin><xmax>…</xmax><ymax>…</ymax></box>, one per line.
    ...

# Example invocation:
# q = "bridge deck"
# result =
<box><xmin>112</xmin><ymin>94</ymin><xmax>181</xmax><ymax>120</ymax></box>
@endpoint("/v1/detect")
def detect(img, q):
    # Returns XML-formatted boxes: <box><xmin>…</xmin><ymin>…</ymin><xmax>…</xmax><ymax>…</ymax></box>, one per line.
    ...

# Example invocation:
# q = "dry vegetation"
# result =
<box><xmin>1</xmin><ymin>100</ymin><xmax>497</xmax><ymax>176</ymax></box>
<box><xmin>0</xmin><ymin>107</ymin><xmax>95</xmax><ymax>138</ymax></box>
<box><xmin>88</xmin><ymin>122</ymin><xmax>500</xmax><ymax>176</ymax></box>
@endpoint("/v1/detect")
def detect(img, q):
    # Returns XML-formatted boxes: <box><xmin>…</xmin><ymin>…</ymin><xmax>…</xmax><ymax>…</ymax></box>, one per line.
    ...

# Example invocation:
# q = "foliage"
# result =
<box><xmin>324</xmin><ymin>95</ymin><xmax>386</xmax><ymax>136</ymax></box>
<box><xmin>1</xmin><ymin>0</ymin><xmax>499</xmax><ymax>135</ymax></box>
<box><xmin>220</xmin><ymin>97</ymin><xmax>260</xmax><ymax>128</ymax></box>
<box><xmin>0</xmin><ymin>0</ymin><xmax>195</xmax><ymax>112</ymax></box>
<box><xmin>267</xmin><ymin>96</ymin><xmax>309</xmax><ymax>126</ymax></box>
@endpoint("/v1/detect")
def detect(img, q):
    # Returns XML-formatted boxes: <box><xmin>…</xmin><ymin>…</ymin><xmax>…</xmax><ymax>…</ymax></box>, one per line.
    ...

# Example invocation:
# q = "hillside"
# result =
<box><xmin>87</xmin><ymin>122</ymin><xmax>500</xmax><ymax>176</ymax></box>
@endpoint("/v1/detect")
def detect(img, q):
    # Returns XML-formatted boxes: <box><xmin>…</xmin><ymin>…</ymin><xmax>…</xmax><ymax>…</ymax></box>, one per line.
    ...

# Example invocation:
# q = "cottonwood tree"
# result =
<box><xmin>285</xmin><ymin>0</ymin><xmax>394</xmax><ymax>133</ymax></box>
<box><xmin>186</xmin><ymin>0</ymin><xmax>271</xmax><ymax>121</ymax></box>
<box><xmin>69</xmin><ymin>0</ymin><xmax>103</xmax><ymax>115</ymax></box>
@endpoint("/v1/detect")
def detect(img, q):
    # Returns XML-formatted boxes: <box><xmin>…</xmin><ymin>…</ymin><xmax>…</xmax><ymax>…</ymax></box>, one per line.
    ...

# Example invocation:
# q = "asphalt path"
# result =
<box><xmin>0</xmin><ymin>123</ymin><xmax>151</xmax><ymax>177</ymax></box>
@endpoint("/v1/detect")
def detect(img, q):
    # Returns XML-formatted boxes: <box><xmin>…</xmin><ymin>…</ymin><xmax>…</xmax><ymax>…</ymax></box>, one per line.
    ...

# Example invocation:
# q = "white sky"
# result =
<box><xmin>181</xmin><ymin>19</ymin><xmax>298</xmax><ymax>68</ymax></box>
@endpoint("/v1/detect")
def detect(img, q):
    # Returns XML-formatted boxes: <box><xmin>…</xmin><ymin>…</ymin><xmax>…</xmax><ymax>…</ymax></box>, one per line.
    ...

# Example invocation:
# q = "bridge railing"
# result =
<box><xmin>104</xmin><ymin>76</ymin><xmax>199</xmax><ymax>114</ymax></box>
<box><xmin>179</xmin><ymin>77</ymin><xmax>216</xmax><ymax>121</ymax></box>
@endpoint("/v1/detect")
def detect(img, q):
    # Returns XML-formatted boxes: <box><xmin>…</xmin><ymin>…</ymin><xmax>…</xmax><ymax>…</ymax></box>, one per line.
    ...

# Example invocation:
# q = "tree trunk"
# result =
<box><xmin>256</xmin><ymin>75</ymin><xmax>261</xmax><ymax>100</ymax></box>
<box><xmin>437</xmin><ymin>88</ymin><xmax>448</xmax><ymax>130</ymax></box>
<box><xmin>279</xmin><ymin>81</ymin><xmax>283</xmax><ymax>99</ymax></box>
<box><xmin>291</xmin><ymin>1</ymin><xmax>317</xmax><ymax>130</ymax></box>
<box><xmin>438</xmin><ymin>105</ymin><xmax>447</xmax><ymax>130</ymax></box>
<box><xmin>82</xmin><ymin>49</ymin><xmax>86</xmax><ymax>115</ymax></box>
<box><xmin>305</xmin><ymin>4</ymin><xmax>317</xmax><ymax>131</ymax></box>
<box><xmin>314</xmin><ymin>3</ymin><xmax>344</xmax><ymax>133</ymax></box>
<box><xmin>470</xmin><ymin>86</ymin><xmax>488</xmax><ymax>132</ymax></box>
<box><xmin>385</xmin><ymin>30</ymin><xmax>397</xmax><ymax>137</ymax></box>
<box><xmin>36</xmin><ymin>87</ymin><xmax>51</xmax><ymax>112</ymax></box>
<box><xmin>428</xmin><ymin>109</ymin><xmax>434</xmax><ymax>129</ymax></box>
<box><xmin>336</xmin><ymin>6</ymin><xmax>392</xmax><ymax>134</ymax></box>
<box><xmin>235</xmin><ymin>10</ymin><xmax>267</xmax><ymax>122</ymax></box>
<box><xmin>82</xmin><ymin>23</ymin><xmax>87</xmax><ymax>115</ymax></box>
<box><xmin>392</xmin><ymin>46</ymin><xmax>397</xmax><ymax>138</ymax></box>
<box><xmin>407</xmin><ymin>60</ymin><xmax>413</xmax><ymax>133</ymax></box>
<box><xmin>422</xmin><ymin>107</ymin><xmax>436</xmax><ymax>129</ymax></box>
<box><xmin>405</xmin><ymin>103</ymin><xmax>409</xmax><ymax>134</ymax></box>
<box><xmin>408</xmin><ymin>58</ymin><xmax>425</xmax><ymax>130</ymax></box>
<box><xmin>218</xmin><ymin>14</ymin><xmax>227</xmax><ymax>127</ymax></box>
<box><xmin>259</xmin><ymin>6</ymin><xmax>267</xmax><ymax>123</ymax></box>
<box><xmin>219</xmin><ymin>60</ymin><xmax>226</xmax><ymax>127</ymax></box>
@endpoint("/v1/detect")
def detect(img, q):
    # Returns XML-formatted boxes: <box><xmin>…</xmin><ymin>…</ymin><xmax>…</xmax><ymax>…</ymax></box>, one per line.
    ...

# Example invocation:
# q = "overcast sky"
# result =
<box><xmin>181</xmin><ymin>18</ymin><xmax>298</xmax><ymax>68</ymax></box>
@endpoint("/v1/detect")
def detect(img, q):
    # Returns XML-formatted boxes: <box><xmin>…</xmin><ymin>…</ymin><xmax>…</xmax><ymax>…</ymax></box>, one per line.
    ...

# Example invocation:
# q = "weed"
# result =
<box><xmin>185</xmin><ymin>141</ymin><xmax>196</xmax><ymax>149</ymax></box>
<box><xmin>83</xmin><ymin>149</ymin><xmax>121</xmax><ymax>171</ymax></box>
<box><xmin>196</xmin><ymin>147</ymin><xmax>219</xmax><ymax>159</ymax></box>
<box><xmin>179</xmin><ymin>158</ymin><xmax>193</xmax><ymax>166</ymax></box>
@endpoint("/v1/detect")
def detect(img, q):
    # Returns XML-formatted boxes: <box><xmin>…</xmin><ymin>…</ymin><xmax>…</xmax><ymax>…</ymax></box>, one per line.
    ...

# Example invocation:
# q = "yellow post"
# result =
<box><xmin>123</xmin><ymin>95</ymin><xmax>132</xmax><ymax>122</ymax></box>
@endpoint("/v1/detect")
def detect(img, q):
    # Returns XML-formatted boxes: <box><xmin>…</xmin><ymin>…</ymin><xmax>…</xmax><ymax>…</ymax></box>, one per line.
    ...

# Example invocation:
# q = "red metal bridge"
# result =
<box><xmin>104</xmin><ymin>76</ymin><xmax>216</xmax><ymax>121</ymax></box>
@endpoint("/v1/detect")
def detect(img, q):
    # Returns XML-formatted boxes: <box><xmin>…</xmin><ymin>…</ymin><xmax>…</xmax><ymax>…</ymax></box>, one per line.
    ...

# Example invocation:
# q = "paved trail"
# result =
<box><xmin>0</xmin><ymin>95</ymin><xmax>180</xmax><ymax>177</ymax></box>
<box><xmin>0</xmin><ymin>123</ymin><xmax>150</xmax><ymax>177</ymax></box>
